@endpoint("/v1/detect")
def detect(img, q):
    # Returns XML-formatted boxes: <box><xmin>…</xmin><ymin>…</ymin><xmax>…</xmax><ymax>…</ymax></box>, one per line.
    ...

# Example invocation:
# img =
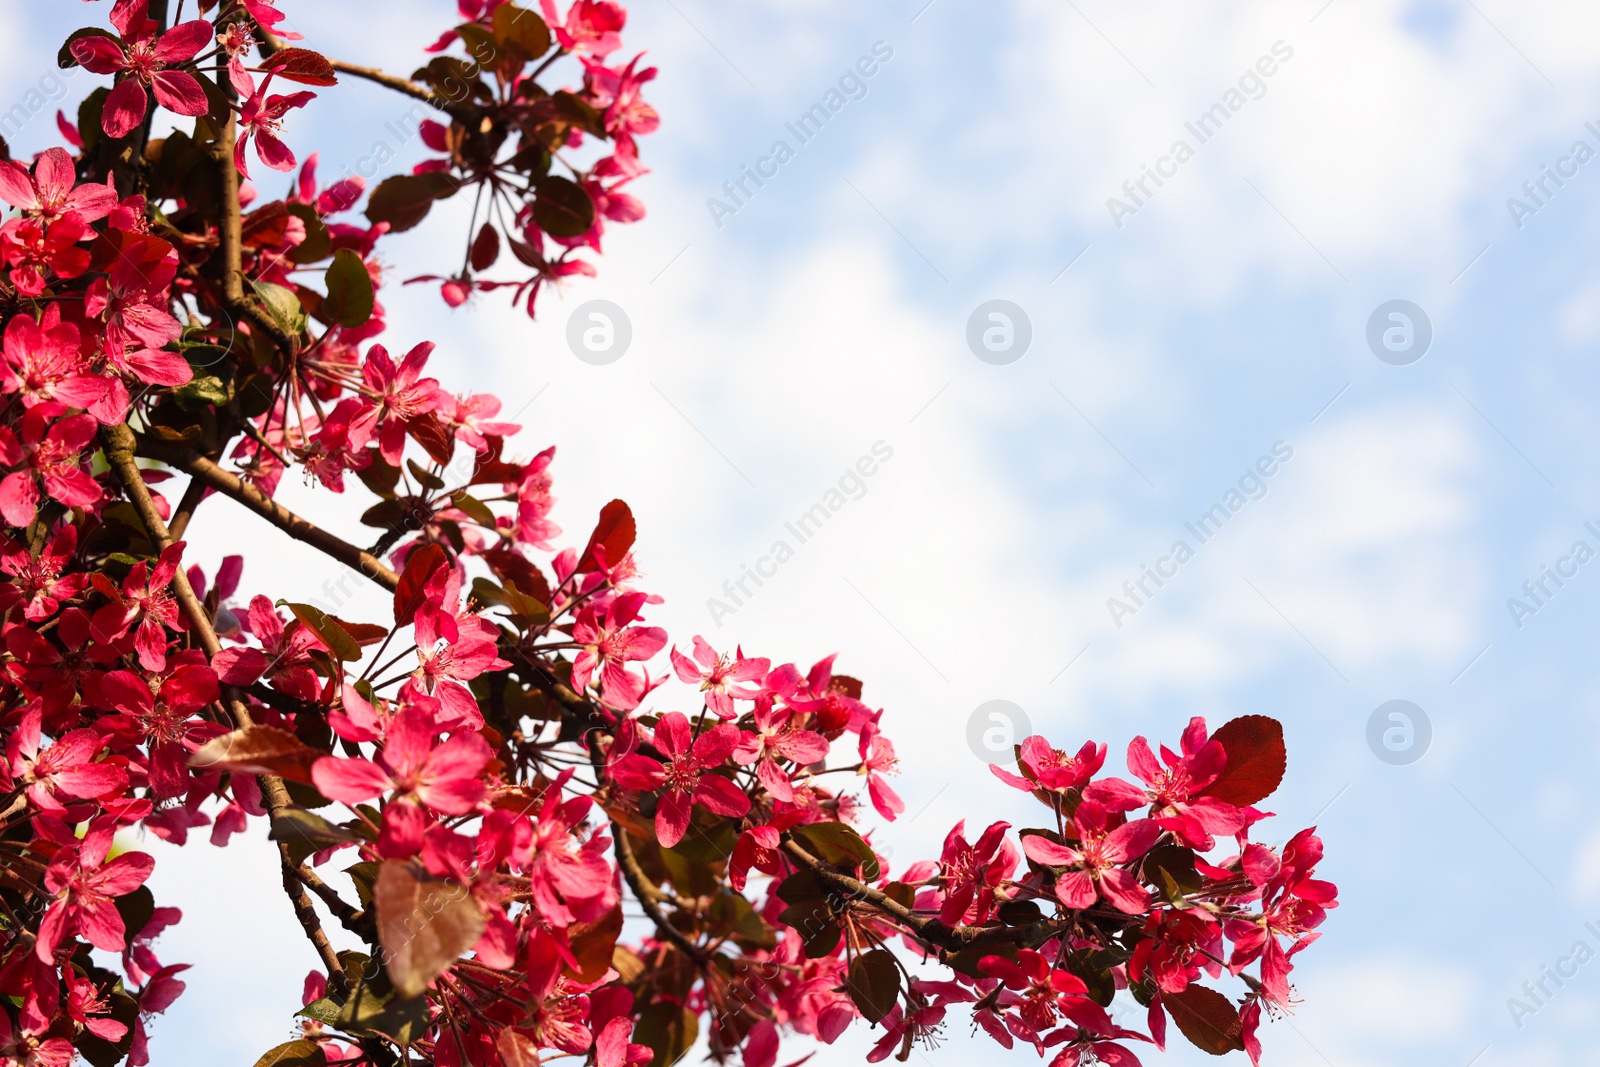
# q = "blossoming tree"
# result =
<box><xmin>0</xmin><ymin>2</ymin><xmax>1337</xmax><ymax>1066</ymax></box>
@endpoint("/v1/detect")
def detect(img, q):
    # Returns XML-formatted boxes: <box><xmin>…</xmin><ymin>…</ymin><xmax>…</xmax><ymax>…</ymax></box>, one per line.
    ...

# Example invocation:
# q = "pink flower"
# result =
<box><xmin>98</xmin><ymin>663</ymin><xmax>220</xmax><ymax>798</ymax></box>
<box><xmin>234</xmin><ymin>74</ymin><xmax>317</xmax><ymax>178</ymax></box>
<box><xmin>540</xmin><ymin>0</ymin><xmax>626</xmax><ymax>57</ymax></box>
<box><xmin>936</xmin><ymin>819</ymin><xmax>1015</xmax><ymax>925</ymax></box>
<box><xmin>89</xmin><ymin>541</ymin><xmax>188</xmax><ymax>673</ymax></box>
<box><xmin>84</xmin><ymin>232</ymin><xmax>189</xmax><ymax>386</ymax></box>
<box><xmin>0</xmin><ymin>214</ymin><xmax>91</xmax><ymax>297</ymax></box>
<box><xmin>6</xmin><ymin>708</ymin><xmax>126</xmax><ymax>817</ymax></box>
<box><xmin>347</xmin><ymin>342</ymin><xmax>443</xmax><ymax>466</ymax></box>
<box><xmin>515</xmin><ymin>446</ymin><xmax>559</xmax><ymax>548</ymax></box>
<box><xmin>293</xmin><ymin>153</ymin><xmax>365</xmax><ymax>215</ymax></box>
<box><xmin>211</xmin><ymin>595</ymin><xmax>326</xmax><ymax>701</ymax></box>
<box><xmin>571</xmin><ymin>592</ymin><xmax>667</xmax><ymax>710</ymax></box>
<box><xmin>517</xmin><ymin>782</ymin><xmax>616</xmax><ymax>928</ymax></box>
<box><xmin>440</xmin><ymin>392</ymin><xmax>521</xmax><ymax>451</ymax></box>
<box><xmin>407</xmin><ymin>567</ymin><xmax>510</xmax><ymax>728</ymax></box>
<box><xmin>311</xmin><ymin>705</ymin><xmax>492</xmax><ymax>856</ymax></box>
<box><xmin>608</xmin><ymin>711</ymin><xmax>750</xmax><ymax>847</ymax></box>
<box><xmin>0</xmin><ymin>147</ymin><xmax>118</xmax><ymax>223</ymax></box>
<box><xmin>671</xmin><ymin>636</ymin><xmax>767</xmax><ymax>720</ymax></box>
<box><xmin>37</xmin><ymin>816</ymin><xmax>155</xmax><ymax>962</ymax></box>
<box><xmin>0</xmin><ymin>525</ymin><xmax>88</xmax><ymax>622</ymax></box>
<box><xmin>728</xmin><ymin>824</ymin><xmax>781</xmax><ymax>892</ymax></box>
<box><xmin>70</xmin><ymin>1</ymin><xmax>212</xmax><ymax>139</ymax></box>
<box><xmin>1086</xmin><ymin>717</ymin><xmax>1244</xmax><ymax>850</ymax></box>
<box><xmin>1224</xmin><ymin>828</ymin><xmax>1336</xmax><ymax>1005</ymax></box>
<box><xmin>979</xmin><ymin>949</ymin><xmax>1089</xmax><ymax>1038</ymax></box>
<box><xmin>991</xmin><ymin>735</ymin><xmax>1107</xmax><ymax>793</ymax></box>
<box><xmin>731</xmin><ymin>696</ymin><xmax>825</xmax><ymax>802</ymax></box>
<box><xmin>858</xmin><ymin>727</ymin><xmax>904</xmax><ymax>820</ymax></box>
<box><xmin>0</xmin><ymin>306</ymin><xmax>121</xmax><ymax>423</ymax></box>
<box><xmin>1020</xmin><ymin>803</ymin><xmax>1162</xmax><ymax>914</ymax></box>
<box><xmin>0</xmin><ymin>407</ymin><xmax>103</xmax><ymax>528</ymax></box>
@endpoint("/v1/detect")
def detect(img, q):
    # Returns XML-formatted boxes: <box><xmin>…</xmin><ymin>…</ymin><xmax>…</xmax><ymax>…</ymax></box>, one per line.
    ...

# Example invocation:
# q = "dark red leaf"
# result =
<box><xmin>575</xmin><ymin>499</ymin><xmax>635</xmax><ymax>574</ymax></box>
<box><xmin>469</xmin><ymin>223</ymin><xmax>500</xmax><ymax>271</ymax></box>
<box><xmin>531</xmin><ymin>176</ymin><xmax>595</xmax><ymax>238</ymax></box>
<box><xmin>484</xmin><ymin>544</ymin><xmax>552</xmax><ymax>604</ymax></box>
<box><xmin>189</xmin><ymin>726</ymin><xmax>322</xmax><ymax>783</ymax></box>
<box><xmin>262</xmin><ymin>47</ymin><xmax>339</xmax><ymax>86</ymax></box>
<box><xmin>407</xmin><ymin>413</ymin><xmax>455</xmax><ymax>465</ymax></box>
<box><xmin>1198</xmin><ymin>715</ymin><xmax>1287</xmax><ymax>809</ymax></box>
<box><xmin>394</xmin><ymin>543</ymin><xmax>450</xmax><ymax>624</ymax></box>
<box><xmin>1163</xmin><ymin>984</ymin><xmax>1245</xmax><ymax>1055</ymax></box>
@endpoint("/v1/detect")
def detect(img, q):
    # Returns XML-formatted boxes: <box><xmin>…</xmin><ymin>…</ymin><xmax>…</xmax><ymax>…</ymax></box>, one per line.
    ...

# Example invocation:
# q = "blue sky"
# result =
<box><xmin>6</xmin><ymin>1</ymin><xmax>1600</xmax><ymax>1064</ymax></box>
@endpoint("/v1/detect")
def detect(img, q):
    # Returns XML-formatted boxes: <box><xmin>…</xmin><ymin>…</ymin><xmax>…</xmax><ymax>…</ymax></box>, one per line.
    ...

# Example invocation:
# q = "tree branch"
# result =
<box><xmin>779</xmin><ymin>837</ymin><xmax>1077</xmax><ymax>961</ymax></box>
<box><xmin>613</xmin><ymin>829</ymin><xmax>708</xmax><ymax>963</ymax></box>
<box><xmin>100</xmin><ymin>421</ymin><xmax>351</xmax><ymax>997</ymax></box>
<box><xmin>328</xmin><ymin>60</ymin><xmax>476</xmax><ymax>121</ymax></box>
<box><xmin>134</xmin><ymin>438</ymin><xmax>400</xmax><ymax>589</ymax></box>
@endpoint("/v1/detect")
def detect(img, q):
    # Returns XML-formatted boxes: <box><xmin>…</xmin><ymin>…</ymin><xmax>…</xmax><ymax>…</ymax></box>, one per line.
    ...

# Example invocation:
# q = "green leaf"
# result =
<box><xmin>846</xmin><ymin>948</ymin><xmax>901</xmax><ymax>1024</ymax></box>
<box><xmin>280</xmin><ymin>600</ymin><xmax>363</xmax><ymax>662</ymax></box>
<box><xmin>270</xmin><ymin>808</ymin><xmax>358</xmax><ymax>867</ymax></box>
<box><xmin>1143</xmin><ymin>844</ymin><xmax>1202</xmax><ymax>903</ymax></box>
<box><xmin>1164</xmin><ymin>983</ymin><xmax>1246</xmax><ymax>1055</ymax></box>
<box><xmin>790</xmin><ymin>822</ymin><xmax>880</xmax><ymax>881</ymax></box>
<box><xmin>456</xmin><ymin>24</ymin><xmax>505</xmax><ymax>67</ymax></box>
<box><xmin>493</xmin><ymin>3</ymin><xmax>551</xmax><ymax>58</ymax></box>
<box><xmin>633</xmin><ymin>1000</ymin><xmax>699</xmax><ymax>1067</ymax></box>
<box><xmin>408</xmin><ymin>459</ymin><xmax>445</xmax><ymax>491</ymax></box>
<box><xmin>285</xmin><ymin>202</ymin><xmax>333</xmax><ymax>263</ymax></box>
<box><xmin>323</xmin><ymin>248</ymin><xmax>374</xmax><ymax>328</ymax></box>
<box><xmin>77</xmin><ymin>88</ymin><xmax>109</xmax><ymax>151</ymax></box>
<box><xmin>449</xmin><ymin>490</ymin><xmax>497</xmax><ymax>528</ymax></box>
<box><xmin>532</xmin><ymin>175</ymin><xmax>595</xmax><ymax>238</ymax></box>
<box><xmin>174</xmin><ymin>375</ymin><xmax>229</xmax><ymax>411</ymax></box>
<box><xmin>250</xmin><ymin>278</ymin><xmax>307</xmax><ymax>335</ymax></box>
<box><xmin>252</xmin><ymin>1040</ymin><xmax>326</xmax><ymax>1067</ymax></box>
<box><xmin>366</xmin><ymin>172</ymin><xmax>459</xmax><ymax>233</ymax></box>
<box><xmin>345</xmin><ymin>861</ymin><xmax>380</xmax><ymax>909</ymax></box>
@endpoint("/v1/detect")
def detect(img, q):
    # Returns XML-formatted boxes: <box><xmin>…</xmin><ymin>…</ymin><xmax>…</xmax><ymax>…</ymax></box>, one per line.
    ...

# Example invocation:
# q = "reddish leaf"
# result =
<box><xmin>375</xmin><ymin>861</ymin><xmax>485</xmax><ymax>999</ymax></box>
<box><xmin>262</xmin><ymin>47</ymin><xmax>339</xmax><ymax>86</ymax></box>
<box><xmin>846</xmin><ymin>948</ymin><xmax>901</xmax><ymax>1024</ymax></box>
<box><xmin>469</xmin><ymin>223</ymin><xmax>500</xmax><ymax>271</ymax></box>
<box><xmin>532</xmin><ymin>176</ymin><xmax>595</xmax><ymax>238</ymax></box>
<box><xmin>484</xmin><ymin>544</ymin><xmax>552</xmax><ymax>605</ymax></box>
<box><xmin>330</xmin><ymin>617</ymin><xmax>389</xmax><ymax>645</ymax></box>
<box><xmin>283</xmin><ymin>602</ymin><xmax>362</xmax><ymax>662</ymax></box>
<box><xmin>408</xmin><ymin>413</ymin><xmax>456</xmax><ymax>465</ymax></box>
<box><xmin>394</xmin><ymin>543</ymin><xmax>450</xmax><ymax>623</ymax></box>
<box><xmin>1163</xmin><ymin>984</ymin><xmax>1245</xmax><ymax>1055</ymax></box>
<box><xmin>189</xmin><ymin>726</ymin><xmax>322</xmax><ymax>783</ymax></box>
<box><xmin>563</xmin><ymin>905</ymin><xmax>622</xmax><ymax>983</ymax></box>
<box><xmin>1198</xmin><ymin>715</ymin><xmax>1286</xmax><ymax>808</ymax></box>
<box><xmin>576</xmin><ymin>499</ymin><xmax>635</xmax><ymax>574</ymax></box>
<box><xmin>366</xmin><ymin>172</ymin><xmax>459</xmax><ymax>233</ymax></box>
